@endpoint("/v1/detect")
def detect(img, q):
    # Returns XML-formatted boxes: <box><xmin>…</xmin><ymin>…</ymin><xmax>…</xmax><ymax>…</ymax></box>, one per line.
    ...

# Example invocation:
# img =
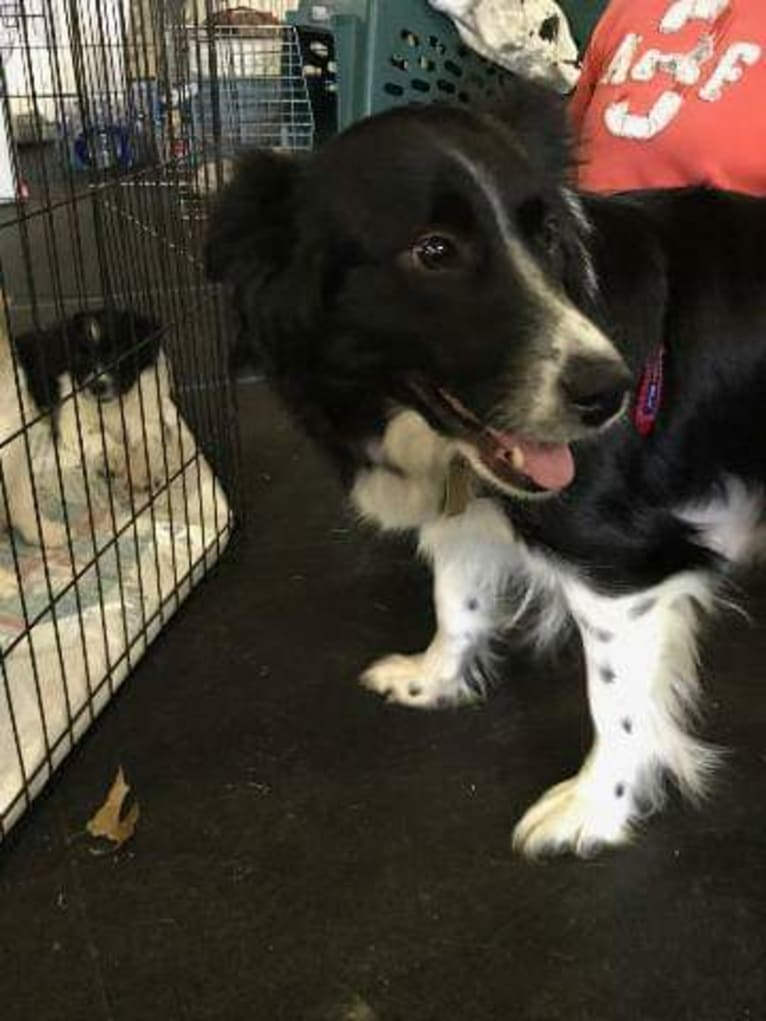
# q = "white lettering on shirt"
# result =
<box><xmin>660</xmin><ymin>0</ymin><xmax>729</xmax><ymax>34</ymax></box>
<box><xmin>601</xmin><ymin>32</ymin><xmax>643</xmax><ymax>84</ymax></box>
<box><xmin>599</xmin><ymin>0</ymin><xmax>761</xmax><ymax>140</ymax></box>
<box><xmin>699</xmin><ymin>41</ymin><xmax>761</xmax><ymax>100</ymax></box>
<box><xmin>630</xmin><ymin>35</ymin><xmax>715</xmax><ymax>85</ymax></box>
<box><xmin>604</xmin><ymin>91</ymin><xmax>684</xmax><ymax>139</ymax></box>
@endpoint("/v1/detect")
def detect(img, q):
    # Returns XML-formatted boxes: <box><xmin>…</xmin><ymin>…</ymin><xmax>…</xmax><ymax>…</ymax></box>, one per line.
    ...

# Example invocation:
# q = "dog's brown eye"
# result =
<box><xmin>413</xmin><ymin>234</ymin><xmax>458</xmax><ymax>270</ymax></box>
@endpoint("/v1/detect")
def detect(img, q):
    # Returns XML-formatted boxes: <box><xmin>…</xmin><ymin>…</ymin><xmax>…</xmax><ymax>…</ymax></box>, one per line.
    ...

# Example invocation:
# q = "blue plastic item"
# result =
<box><xmin>73</xmin><ymin>124</ymin><xmax>133</xmax><ymax>171</ymax></box>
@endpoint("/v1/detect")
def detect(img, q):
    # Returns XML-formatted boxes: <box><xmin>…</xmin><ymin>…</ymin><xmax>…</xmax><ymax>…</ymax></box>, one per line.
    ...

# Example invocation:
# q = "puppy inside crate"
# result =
<box><xmin>0</xmin><ymin>306</ymin><xmax>183</xmax><ymax>585</ymax></box>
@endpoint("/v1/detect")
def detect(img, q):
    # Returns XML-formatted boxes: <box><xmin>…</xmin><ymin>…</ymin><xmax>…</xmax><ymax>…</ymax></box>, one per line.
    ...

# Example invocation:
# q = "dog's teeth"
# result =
<box><xmin>511</xmin><ymin>446</ymin><xmax>525</xmax><ymax>471</ymax></box>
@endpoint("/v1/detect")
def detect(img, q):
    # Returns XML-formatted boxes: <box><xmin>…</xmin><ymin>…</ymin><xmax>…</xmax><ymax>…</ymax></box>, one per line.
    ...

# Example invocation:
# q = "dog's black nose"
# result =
<box><xmin>89</xmin><ymin>375</ymin><xmax>116</xmax><ymax>401</ymax></box>
<box><xmin>561</xmin><ymin>355</ymin><xmax>631</xmax><ymax>428</ymax></box>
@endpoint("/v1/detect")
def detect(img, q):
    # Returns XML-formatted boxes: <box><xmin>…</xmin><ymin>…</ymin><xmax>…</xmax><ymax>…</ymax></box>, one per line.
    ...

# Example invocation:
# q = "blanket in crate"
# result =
<box><xmin>0</xmin><ymin>402</ymin><xmax>232</xmax><ymax>835</ymax></box>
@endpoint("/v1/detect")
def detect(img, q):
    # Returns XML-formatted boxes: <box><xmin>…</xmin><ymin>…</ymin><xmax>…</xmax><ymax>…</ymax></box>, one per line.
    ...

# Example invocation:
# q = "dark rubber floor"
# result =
<box><xmin>2</xmin><ymin>382</ymin><xmax>765</xmax><ymax>1021</ymax></box>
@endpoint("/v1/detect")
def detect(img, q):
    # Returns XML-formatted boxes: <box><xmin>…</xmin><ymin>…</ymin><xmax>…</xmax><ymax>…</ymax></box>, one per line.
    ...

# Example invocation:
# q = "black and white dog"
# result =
<box><xmin>0</xmin><ymin>307</ymin><xmax>167</xmax><ymax>553</ymax></box>
<box><xmin>206</xmin><ymin>80</ymin><xmax>766</xmax><ymax>857</ymax></box>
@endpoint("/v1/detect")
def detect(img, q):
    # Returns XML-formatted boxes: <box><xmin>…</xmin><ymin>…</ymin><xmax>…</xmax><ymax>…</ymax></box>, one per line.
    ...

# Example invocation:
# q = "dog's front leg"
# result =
<box><xmin>3</xmin><ymin>432</ymin><xmax>67</xmax><ymax>549</ymax></box>
<box><xmin>362</xmin><ymin>498</ymin><xmax>517</xmax><ymax>708</ymax></box>
<box><xmin>513</xmin><ymin>570</ymin><xmax>720</xmax><ymax>857</ymax></box>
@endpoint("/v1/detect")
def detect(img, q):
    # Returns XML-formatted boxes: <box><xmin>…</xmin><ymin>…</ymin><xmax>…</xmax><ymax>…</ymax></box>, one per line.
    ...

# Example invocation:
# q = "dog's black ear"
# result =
<box><xmin>205</xmin><ymin>147</ymin><xmax>332</xmax><ymax>384</ymax></box>
<box><xmin>485</xmin><ymin>75</ymin><xmax>573</xmax><ymax>183</ymax></box>
<box><xmin>205</xmin><ymin>149</ymin><xmax>304</xmax><ymax>288</ymax></box>
<box><xmin>126</xmin><ymin>312</ymin><xmax>164</xmax><ymax>363</ymax></box>
<box><xmin>133</xmin><ymin>312</ymin><xmax>163</xmax><ymax>340</ymax></box>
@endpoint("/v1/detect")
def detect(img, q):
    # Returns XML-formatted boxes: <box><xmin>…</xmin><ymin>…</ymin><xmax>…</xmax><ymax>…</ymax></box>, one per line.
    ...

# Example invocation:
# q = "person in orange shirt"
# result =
<box><xmin>570</xmin><ymin>0</ymin><xmax>766</xmax><ymax>194</ymax></box>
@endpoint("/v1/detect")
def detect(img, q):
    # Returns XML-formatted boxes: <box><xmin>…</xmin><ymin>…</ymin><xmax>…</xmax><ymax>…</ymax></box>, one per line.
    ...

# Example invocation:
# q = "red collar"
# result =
<box><xmin>633</xmin><ymin>344</ymin><xmax>666</xmax><ymax>437</ymax></box>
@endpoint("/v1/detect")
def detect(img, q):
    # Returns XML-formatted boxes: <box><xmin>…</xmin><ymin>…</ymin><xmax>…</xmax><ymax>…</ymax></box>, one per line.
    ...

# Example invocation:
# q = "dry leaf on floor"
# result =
<box><xmin>86</xmin><ymin>766</ymin><xmax>140</xmax><ymax>851</ymax></box>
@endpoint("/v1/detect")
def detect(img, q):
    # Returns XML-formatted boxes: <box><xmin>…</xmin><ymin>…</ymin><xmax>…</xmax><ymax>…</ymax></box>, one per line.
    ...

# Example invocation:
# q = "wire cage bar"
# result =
<box><xmin>0</xmin><ymin>0</ymin><xmax>314</xmax><ymax>841</ymax></box>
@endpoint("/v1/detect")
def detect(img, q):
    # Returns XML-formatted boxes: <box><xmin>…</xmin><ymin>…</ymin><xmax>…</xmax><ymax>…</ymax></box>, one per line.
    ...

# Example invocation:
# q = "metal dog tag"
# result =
<box><xmin>444</xmin><ymin>457</ymin><xmax>473</xmax><ymax>517</ymax></box>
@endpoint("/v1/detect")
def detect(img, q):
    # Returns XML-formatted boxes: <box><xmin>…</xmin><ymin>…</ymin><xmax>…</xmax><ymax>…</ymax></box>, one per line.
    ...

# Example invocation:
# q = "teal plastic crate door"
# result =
<box><xmin>293</xmin><ymin>0</ymin><xmax>509</xmax><ymax>131</ymax></box>
<box><xmin>365</xmin><ymin>0</ymin><xmax>509</xmax><ymax>123</ymax></box>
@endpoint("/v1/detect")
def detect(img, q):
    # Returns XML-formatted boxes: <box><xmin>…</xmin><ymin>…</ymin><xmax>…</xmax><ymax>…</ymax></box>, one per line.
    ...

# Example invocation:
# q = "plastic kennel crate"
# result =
<box><xmin>289</xmin><ymin>0</ymin><xmax>510</xmax><ymax>132</ymax></box>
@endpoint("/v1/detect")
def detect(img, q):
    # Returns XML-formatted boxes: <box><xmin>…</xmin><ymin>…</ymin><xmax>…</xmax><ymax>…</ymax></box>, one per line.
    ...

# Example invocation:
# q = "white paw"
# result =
<box><xmin>102</xmin><ymin>455</ymin><xmax>127</xmax><ymax>481</ymax></box>
<box><xmin>138</xmin><ymin>468</ymin><xmax>169</xmax><ymax>494</ymax></box>
<box><xmin>125</xmin><ymin>467</ymin><xmax>152</xmax><ymax>493</ymax></box>
<box><xmin>128</xmin><ymin>444</ymin><xmax>173</xmax><ymax>493</ymax></box>
<box><xmin>361</xmin><ymin>652</ymin><xmax>479</xmax><ymax>709</ymax></box>
<box><xmin>512</xmin><ymin>774</ymin><xmax>634</xmax><ymax>858</ymax></box>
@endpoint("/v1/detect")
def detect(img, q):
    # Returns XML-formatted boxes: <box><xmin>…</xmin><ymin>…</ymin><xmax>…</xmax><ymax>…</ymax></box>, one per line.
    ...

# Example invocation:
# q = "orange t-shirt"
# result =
<box><xmin>570</xmin><ymin>0</ymin><xmax>766</xmax><ymax>194</ymax></box>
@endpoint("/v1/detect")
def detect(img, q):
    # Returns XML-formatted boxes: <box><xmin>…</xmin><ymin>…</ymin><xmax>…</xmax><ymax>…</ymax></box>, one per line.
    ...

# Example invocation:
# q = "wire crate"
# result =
<box><xmin>289</xmin><ymin>0</ymin><xmax>510</xmax><ymax>131</ymax></box>
<box><xmin>179</xmin><ymin>23</ymin><xmax>315</xmax><ymax>157</ymax></box>
<box><xmin>0</xmin><ymin>0</ymin><xmax>246</xmax><ymax>841</ymax></box>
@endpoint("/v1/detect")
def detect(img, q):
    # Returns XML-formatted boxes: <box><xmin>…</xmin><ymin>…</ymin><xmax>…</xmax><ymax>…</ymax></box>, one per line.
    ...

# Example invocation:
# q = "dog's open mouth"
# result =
<box><xmin>405</xmin><ymin>379</ymin><xmax>575</xmax><ymax>494</ymax></box>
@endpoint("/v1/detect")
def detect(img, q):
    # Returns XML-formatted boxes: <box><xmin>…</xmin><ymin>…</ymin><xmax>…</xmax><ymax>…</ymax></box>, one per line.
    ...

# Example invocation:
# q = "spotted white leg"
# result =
<box><xmin>362</xmin><ymin>498</ymin><xmax>517</xmax><ymax>709</ymax></box>
<box><xmin>513</xmin><ymin>570</ymin><xmax>720</xmax><ymax>857</ymax></box>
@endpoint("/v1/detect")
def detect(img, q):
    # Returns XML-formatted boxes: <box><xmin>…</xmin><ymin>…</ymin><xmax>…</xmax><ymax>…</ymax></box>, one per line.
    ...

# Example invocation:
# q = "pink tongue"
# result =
<box><xmin>494</xmin><ymin>435</ymin><xmax>575</xmax><ymax>491</ymax></box>
<box><xmin>517</xmin><ymin>440</ymin><xmax>575</xmax><ymax>490</ymax></box>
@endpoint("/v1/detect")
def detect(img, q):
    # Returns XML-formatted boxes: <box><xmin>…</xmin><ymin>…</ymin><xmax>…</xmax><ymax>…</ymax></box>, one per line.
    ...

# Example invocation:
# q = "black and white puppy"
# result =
<box><xmin>206</xmin><ymin>80</ymin><xmax>766</xmax><ymax>857</ymax></box>
<box><xmin>1</xmin><ymin>307</ymin><xmax>166</xmax><ymax>551</ymax></box>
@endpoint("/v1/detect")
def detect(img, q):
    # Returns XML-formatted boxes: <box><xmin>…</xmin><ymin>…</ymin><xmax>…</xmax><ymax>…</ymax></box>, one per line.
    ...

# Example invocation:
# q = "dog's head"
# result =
<box><xmin>69</xmin><ymin>308</ymin><xmax>162</xmax><ymax>402</ymax></box>
<box><xmin>207</xmin><ymin>84</ymin><xmax>630</xmax><ymax>496</ymax></box>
